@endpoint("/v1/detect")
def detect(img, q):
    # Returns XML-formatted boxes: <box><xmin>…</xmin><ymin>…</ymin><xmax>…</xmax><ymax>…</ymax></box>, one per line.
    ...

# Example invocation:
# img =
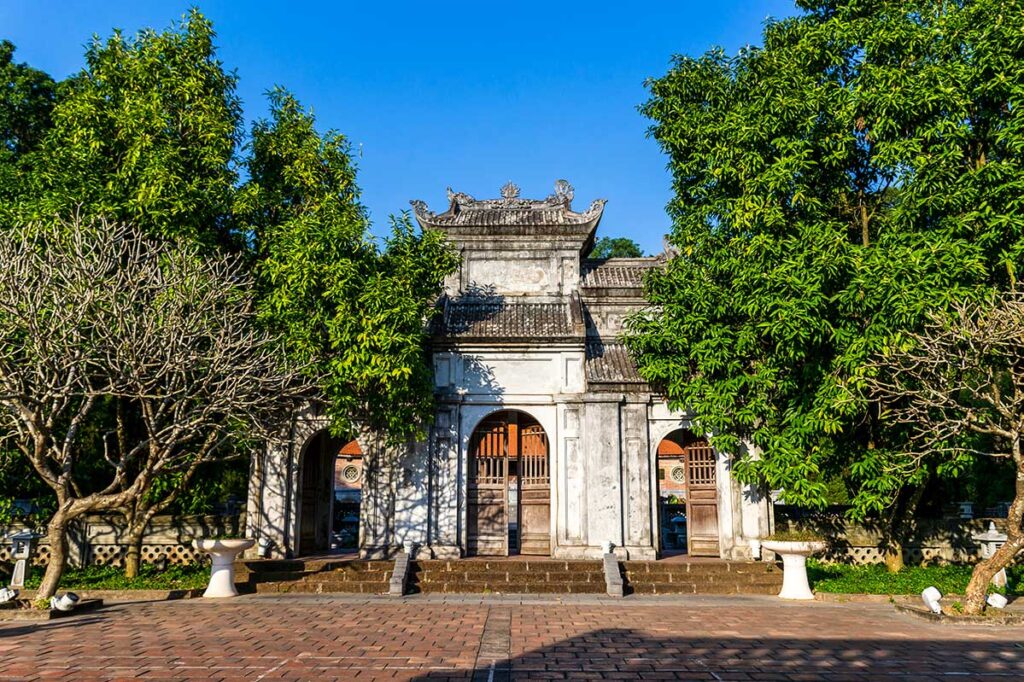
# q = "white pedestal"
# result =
<box><xmin>193</xmin><ymin>539</ymin><xmax>255</xmax><ymax>598</ymax></box>
<box><xmin>761</xmin><ymin>540</ymin><xmax>826</xmax><ymax>600</ymax></box>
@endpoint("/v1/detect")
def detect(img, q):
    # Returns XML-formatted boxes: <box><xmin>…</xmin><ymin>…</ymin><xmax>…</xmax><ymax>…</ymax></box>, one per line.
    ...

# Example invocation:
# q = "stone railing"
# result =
<box><xmin>0</xmin><ymin>512</ymin><xmax>244</xmax><ymax>568</ymax></box>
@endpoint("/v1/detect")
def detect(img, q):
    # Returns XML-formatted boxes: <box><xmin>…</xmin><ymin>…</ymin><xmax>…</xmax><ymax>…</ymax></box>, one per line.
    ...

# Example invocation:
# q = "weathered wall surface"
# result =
<box><xmin>0</xmin><ymin>513</ymin><xmax>243</xmax><ymax>567</ymax></box>
<box><xmin>778</xmin><ymin>515</ymin><xmax>1004</xmax><ymax>565</ymax></box>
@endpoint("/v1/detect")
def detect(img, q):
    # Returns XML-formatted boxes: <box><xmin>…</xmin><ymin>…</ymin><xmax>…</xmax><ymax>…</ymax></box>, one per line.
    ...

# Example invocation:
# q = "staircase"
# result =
<box><xmin>236</xmin><ymin>558</ymin><xmax>393</xmax><ymax>594</ymax></box>
<box><xmin>234</xmin><ymin>557</ymin><xmax>782</xmax><ymax>596</ymax></box>
<box><xmin>409</xmin><ymin>559</ymin><xmax>606</xmax><ymax>594</ymax></box>
<box><xmin>621</xmin><ymin>560</ymin><xmax>782</xmax><ymax>595</ymax></box>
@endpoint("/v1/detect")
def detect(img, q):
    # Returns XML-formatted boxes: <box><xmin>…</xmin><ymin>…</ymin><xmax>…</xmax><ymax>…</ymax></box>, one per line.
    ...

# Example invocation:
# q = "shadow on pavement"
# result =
<box><xmin>412</xmin><ymin>627</ymin><xmax>1023</xmax><ymax>681</ymax></box>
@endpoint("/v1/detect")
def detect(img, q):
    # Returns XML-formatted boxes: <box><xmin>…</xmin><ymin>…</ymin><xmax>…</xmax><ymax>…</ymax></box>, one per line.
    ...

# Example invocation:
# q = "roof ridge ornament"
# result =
<box><xmin>553</xmin><ymin>179</ymin><xmax>574</xmax><ymax>204</ymax></box>
<box><xmin>500</xmin><ymin>181</ymin><xmax>520</xmax><ymax>201</ymax></box>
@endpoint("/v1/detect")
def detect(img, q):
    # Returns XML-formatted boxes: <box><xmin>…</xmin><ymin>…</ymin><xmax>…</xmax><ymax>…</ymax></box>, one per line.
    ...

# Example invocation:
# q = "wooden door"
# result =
<box><xmin>518</xmin><ymin>422</ymin><xmax>550</xmax><ymax>555</ymax></box>
<box><xmin>684</xmin><ymin>440</ymin><xmax>720</xmax><ymax>556</ymax></box>
<box><xmin>468</xmin><ymin>418</ymin><xmax>508</xmax><ymax>555</ymax></box>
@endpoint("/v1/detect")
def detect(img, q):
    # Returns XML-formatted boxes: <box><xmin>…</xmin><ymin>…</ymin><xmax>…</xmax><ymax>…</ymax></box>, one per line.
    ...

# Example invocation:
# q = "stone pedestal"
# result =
<box><xmin>193</xmin><ymin>539</ymin><xmax>255</xmax><ymax>598</ymax></box>
<box><xmin>761</xmin><ymin>540</ymin><xmax>825</xmax><ymax>600</ymax></box>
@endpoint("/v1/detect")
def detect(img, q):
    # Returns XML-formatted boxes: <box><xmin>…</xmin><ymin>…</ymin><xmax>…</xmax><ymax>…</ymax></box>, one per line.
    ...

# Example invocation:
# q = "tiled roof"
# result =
<box><xmin>417</xmin><ymin>206</ymin><xmax>603</xmax><ymax>227</ymax></box>
<box><xmin>411</xmin><ymin>180</ymin><xmax>605</xmax><ymax>230</ymax></box>
<box><xmin>585</xmin><ymin>341</ymin><xmax>644</xmax><ymax>383</ymax></box>
<box><xmin>580</xmin><ymin>258</ymin><xmax>659</xmax><ymax>289</ymax></box>
<box><xmin>435</xmin><ymin>298</ymin><xmax>581</xmax><ymax>340</ymax></box>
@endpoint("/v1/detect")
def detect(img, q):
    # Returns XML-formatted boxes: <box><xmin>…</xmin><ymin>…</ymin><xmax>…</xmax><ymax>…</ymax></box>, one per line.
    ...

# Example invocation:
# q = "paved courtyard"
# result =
<box><xmin>1</xmin><ymin>594</ymin><xmax>1022</xmax><ymax>681</ymax></box>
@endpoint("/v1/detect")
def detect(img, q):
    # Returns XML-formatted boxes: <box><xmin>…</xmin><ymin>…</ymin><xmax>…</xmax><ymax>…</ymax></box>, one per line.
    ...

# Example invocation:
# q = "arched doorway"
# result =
<box><xmin>298</xmin><ymin>432</ymin><xmax>363</xmax><ymax>556</ymax></box>
<box><xmin>656</xmin><ymin>430</ymin><xmax>720</xmax><ymax>557</ymax></box>
<box><xmin>468</xmin><ymin>410</ymin><xmax>550</xmax><ymax>556</ymax></box>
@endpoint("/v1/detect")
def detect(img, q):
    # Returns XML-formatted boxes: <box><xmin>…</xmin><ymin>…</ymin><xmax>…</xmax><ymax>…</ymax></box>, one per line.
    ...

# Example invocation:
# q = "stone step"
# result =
<box><xmin>237</xmin><ymin>559</ymin><xmax>395</xmax><ymax>591</ymax></box>
<box><xmin>239</xmin><ymin>559</ymin><xmax>393</xmax><ymax>573</ymax></box>
<box><xmin>413</xmin><ymin>570</ymin><xmax>604</xmax><ymax>582</ymax></box>
<box><xmin>626</xmin><ymin>569</ymin><xmax>778</xmax><ymax>581</ymax></box>
<box><xmin>254</xmin><ymin>580</ymin><xmax>387</xmax><ymax>594</ymax></box>
<box><xmin>411</xmin><ymin>581</ymin><xmax>606</xmax><ymax>595</ymax></box>
<box><xmin>414</xmin><ymin>574</ymin><xmax>604</xmax><ymax>586</ymax></box>
<box><xmin>627</xmin><ymin>581</ymin><xmax>780</xmax><ymax>595</ymax></box>
<box><xmin>623</xmin><ymin>561</ymin><xmax>778</xmax><ymax>575</ymax></box>
<box><xmin>414</xmin><ymin>560</ymin><xmax>602</xmax><ymax>574</ymax></box>
<box><xmin>240</xmin><ymin>570</ymin><xmax>315</xmax><ymax>583</ymax></box>
<box><xmin>621</xmin><ymin>561</ymin><xmax>782</xmax><ymax>596</ymax></box>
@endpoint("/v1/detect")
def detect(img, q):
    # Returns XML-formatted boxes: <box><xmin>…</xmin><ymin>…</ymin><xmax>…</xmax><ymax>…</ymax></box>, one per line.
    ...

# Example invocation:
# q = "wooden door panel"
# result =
<box><xmin>468</xmin><ymin>417</ymin><xmax>508</xmax><ymax>555</ymax></box>
<box><xmin>519</xmin><ymin>486</ymin><xmax>550</xmax><ymax>555</ymax></box>
<box><xmin>685</xmin><ymin>441</ymin><xmax>720</xmax><ymax>556</ymax></box>
<box><xmin>686</xmin><ymin>499</ymin><xmax>720</xmax><ymax>556</ymax></box>
<box><xmin>518</xmin><ymin>424</ymin><xmax>550</xmax><ymax>556</ymax></box>
<box><xmin>468</xmin><ymin>486</ymin><xmax>507</xmax><ymax>555</ymax></box>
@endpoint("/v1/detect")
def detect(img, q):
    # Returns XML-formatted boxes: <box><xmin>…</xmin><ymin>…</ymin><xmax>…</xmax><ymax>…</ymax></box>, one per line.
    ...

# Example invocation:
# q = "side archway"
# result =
<box><xmin>656</xmin><ymin>429</ymin><xmax>720</xmax><ymax>557</ymax></box>
<box><xmin>297</xmin><ymin>431</ymin><xmax>364</xmax><ymax>556</ymax></box>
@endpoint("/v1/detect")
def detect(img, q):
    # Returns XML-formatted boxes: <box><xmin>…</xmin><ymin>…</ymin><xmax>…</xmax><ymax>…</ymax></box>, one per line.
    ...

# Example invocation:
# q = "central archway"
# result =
<box><xmin>468</xmin><ymin>410</ymin><xmax>550</xmax><ymax>556</ymax></box>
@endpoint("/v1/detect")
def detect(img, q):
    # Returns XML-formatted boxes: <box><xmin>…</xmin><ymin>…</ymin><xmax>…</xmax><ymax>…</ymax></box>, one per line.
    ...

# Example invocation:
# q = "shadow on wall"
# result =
<box><xmin>383</xmin><ymin>286</ymin><xmax>513</xmax><ymax>554</ymax></box>
<box><xmin>409</xmin><ymin>627</ymin><xmax>1023</xmax><ymax>680</ymax></box>
<box><xmin>774</xmin><ymin>505</ymin><xmax>1006</xmax><ymax>564</ymax></box>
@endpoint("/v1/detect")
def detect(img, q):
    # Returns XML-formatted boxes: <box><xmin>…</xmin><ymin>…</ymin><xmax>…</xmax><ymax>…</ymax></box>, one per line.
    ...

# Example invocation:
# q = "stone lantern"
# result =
<box><xmin>8</xmin><ymin>529</ymin><xmax>43</xmax><ymax>589</ymax></box>
<box><xmin>973</xmin><ymin>521</ymin><xmax>1008</xmax><ymax>587</ymax></box>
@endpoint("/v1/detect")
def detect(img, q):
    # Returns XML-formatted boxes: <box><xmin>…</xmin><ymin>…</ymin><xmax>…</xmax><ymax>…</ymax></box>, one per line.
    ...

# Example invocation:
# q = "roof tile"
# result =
<box><xmin>585</xmin><ymin>340</ymin><xmax>644</xmax><ymax>383</ymax></box>
<box><xmin>436</xmin><ymin>299</ymin><xmax>579</xmax><ymax>339</ymax></box>
<box><xmin>580</xmin><ymin>259</ymin><xmax>659</xmax><ymax>289</ymax></box>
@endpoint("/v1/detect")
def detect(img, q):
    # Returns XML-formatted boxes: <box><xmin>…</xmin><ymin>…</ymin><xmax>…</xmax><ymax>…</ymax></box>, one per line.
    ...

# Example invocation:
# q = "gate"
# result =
<box><xmin>468</xmin><ymin>411</ymin><xmax>550</xmax><ymax>556</ymax></box>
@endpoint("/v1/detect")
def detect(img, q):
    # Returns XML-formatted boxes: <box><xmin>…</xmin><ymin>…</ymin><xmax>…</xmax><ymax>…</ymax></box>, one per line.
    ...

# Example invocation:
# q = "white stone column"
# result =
<box><xmin>621</xmin><ymin>398</ymin><xmax>655</xmax><ymax>559</ymax></box>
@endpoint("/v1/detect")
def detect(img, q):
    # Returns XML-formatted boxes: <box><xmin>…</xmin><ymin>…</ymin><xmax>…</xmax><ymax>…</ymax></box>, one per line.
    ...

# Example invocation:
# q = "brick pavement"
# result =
<box><xmin>0</xmin><ymin>594</ymin><xmax>1021</xmax><ymax>681</ymax></box>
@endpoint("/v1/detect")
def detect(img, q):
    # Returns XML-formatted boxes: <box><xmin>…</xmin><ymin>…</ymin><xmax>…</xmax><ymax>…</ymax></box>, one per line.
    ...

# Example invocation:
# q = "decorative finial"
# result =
<box><xmin>553</xmin><ymin>179</ymin><xmax>574</xmax><ymax>203</ymax></box>
<box><xmin>500</xmin><ymin>181</ymin><xmax>520</xmax><ymax>200</ymax></box>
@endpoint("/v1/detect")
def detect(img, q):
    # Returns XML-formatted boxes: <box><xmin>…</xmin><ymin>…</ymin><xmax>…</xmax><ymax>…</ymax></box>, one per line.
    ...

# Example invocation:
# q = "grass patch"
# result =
<box><xmin>807</xmin><ymin>560</ymin><xmax>1024</xmax><ymax>596</ymax></box>
<box><xmin>22</xmin><ymin>563</ymin><xmax>209</xmax><ymax>591</ymax></box>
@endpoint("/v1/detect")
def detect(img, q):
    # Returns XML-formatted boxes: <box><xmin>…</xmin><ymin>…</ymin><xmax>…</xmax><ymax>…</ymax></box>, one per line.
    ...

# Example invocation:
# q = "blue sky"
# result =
<box><xmin>1</xmin><ymin>1</ymin><xmax>796</xmax><ymax>254</ymax></box>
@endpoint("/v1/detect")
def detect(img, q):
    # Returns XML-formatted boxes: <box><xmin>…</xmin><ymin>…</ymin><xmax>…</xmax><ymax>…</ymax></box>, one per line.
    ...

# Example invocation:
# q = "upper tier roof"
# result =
<box><xmin>411</xmin><ymin>180</ymin><xmax>605</xmax><ymax>232</ymax></box>
<box><xmin>580</xmin><ymin>257</ymin><xmax>661</xmax><ymax>290</ymax></box>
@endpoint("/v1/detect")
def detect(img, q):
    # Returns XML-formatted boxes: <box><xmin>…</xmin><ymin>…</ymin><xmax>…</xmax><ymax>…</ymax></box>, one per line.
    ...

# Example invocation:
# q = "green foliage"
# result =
<box><xmin>589</xmin><ymin>236</ymin><xmax>644</xmax><ymax>258</ymax></box>
<box><xmin>0</xmin><ymin>40</ymin><xmax>55</xmax><ymax>212</ymax></box>
<box><xmin>23</xmin><ymin>563</ymin><xmax>208</xmax><ymax>591</ymax></box>
<box><xmin>628</xmin><ymin>0</ymin><xmax>1024</xmax><ymax>516</ymax></box>
<box><xmin>238</xmin><ymin>90</ymin><xmax>460</xmax><ymax>440</ymax></box>
<box><xmin>144</xmin><ymin>459</ymin><xmax>250</xmax><ymax>515</ymax></box>
<box><xmin>807</xmin><ymin>559</ymin><xmax>1024</xmax><ymax>596</ymax></box>
<box><xmin>18</xmin><ymin>10</ymin><xmax>242</xmax><ymax>248</ymax></box>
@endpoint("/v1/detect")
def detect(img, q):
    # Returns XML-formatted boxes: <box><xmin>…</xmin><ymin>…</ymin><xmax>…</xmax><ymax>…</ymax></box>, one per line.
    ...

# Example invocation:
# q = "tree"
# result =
<box><xmin>20</xmin><ymin>10</ymin><xmax>242</xmax><ymax>249</ymax></box>
<box><xmin>0</xmin><ymin>218</ymin><xmax>306</xmax><ymax>598</ymax></box>
<box><xmin>0</xmin><ymin>40</ymin><xmax>56</xmax><ymax>220</ymax></box>
<box><xmin>868</xmin><ymin>293</ymin><xmax>1024</xmax><ymax>614</ymax></box>
<box><xmin>626</xmin><ymin>0</ymin><xmax>1024</xmax><ymax>567</ymax></box>
<box><xmin>589</xmin><ymin>236</ymin><xmax>644</xmax><ymax>259</ymax></box>
<box><xmin>237</xmin><ymin>90</ymin><xmax>460</xmax><ymax>441</ymax></box>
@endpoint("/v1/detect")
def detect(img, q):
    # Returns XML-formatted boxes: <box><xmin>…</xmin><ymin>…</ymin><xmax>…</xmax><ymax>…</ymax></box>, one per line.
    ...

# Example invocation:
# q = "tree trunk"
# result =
<box><xmin>36</xmin><ymin>513</ymin><xmax>69</xmax><ymax>601</ymax></box>
<box><xmin>963</xmin><ymin>469</ymin><xmax>1024</xmax><ymax>615</ymax></box>
<box><xmin>964</xmin><ymin>533</ymin><xmax>1023</xmax><ymax>614</ymax></box>
<box><xmin>124</xmin><ymin>525</ymin><xmax>144</xmax><ymax>580</ymax></box>
<box><xmin>882</xmin><ymin>538</ymin><xmax>905</xmax><ymax>573</ymax></box>
<box><xmin>880</xmin><ymin>483</ymin><xmax>928</xmax><ymax>573</ymax></box>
